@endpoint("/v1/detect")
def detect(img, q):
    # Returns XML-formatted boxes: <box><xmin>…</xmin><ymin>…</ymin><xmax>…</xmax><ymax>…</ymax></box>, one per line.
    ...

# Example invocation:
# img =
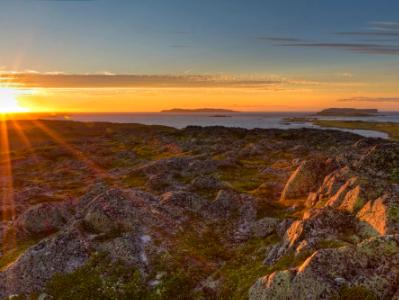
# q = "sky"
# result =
<box><xmin>1</xmin><ymin>0</ymin><xmax>399</xmax><ymax>112</ymax></box>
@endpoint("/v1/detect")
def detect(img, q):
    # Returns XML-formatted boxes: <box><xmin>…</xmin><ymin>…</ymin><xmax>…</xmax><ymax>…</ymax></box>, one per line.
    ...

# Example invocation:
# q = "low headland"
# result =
<box><xmin>161</xmin><ymin>108</ymin><xmax>238</xmax><ymax>113</ymax></box>
<box><xmin>316</xmin><ymin>108</ymin><xmax>380</xmax><ymax>116</ymax></box>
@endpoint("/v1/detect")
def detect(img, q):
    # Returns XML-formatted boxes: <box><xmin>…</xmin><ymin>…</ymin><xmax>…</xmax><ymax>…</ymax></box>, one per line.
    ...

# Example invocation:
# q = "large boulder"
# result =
<box><xmin>0</xmin><ymin>226</ymin><xmax>91</xmax><ymax>298</ymax></box>
<box><xmin>250</xmin><ymin>235</ymin><xmax>399</xmax><ymax>300</ymax></box>
<box><xmin>159</xmin><ymin>191</ymin><xmax>206</xmax><ymax>212</ymax></box>
<box><xmin>265</xmin><ymin>207</ymin><xmax>356</xmax><ymax>266</ymax></box>
<box><xmin>357</xmin><ymin>193</ymin><xmax>399</xmax><ymax>236</ymax></box>
<box><xmin>16</xmin><ymin>202</ymin><xmax>72</xmax><ymax>236</ymax></box>
<box><xmin>0</xmin><ymin>188</ymin><xmax>162</xmax><ymax>298</ymax></box>
<box><xmin>281</xmin><ymin>158</ymin><xmax>336</xmax><ymax>201</ymax></box>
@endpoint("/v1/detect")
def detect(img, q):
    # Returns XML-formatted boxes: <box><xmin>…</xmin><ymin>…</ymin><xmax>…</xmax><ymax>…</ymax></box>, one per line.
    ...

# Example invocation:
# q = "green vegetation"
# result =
<box><xmin>268</xmin><ymin>249</ymin><xmax>313</xmax><ymax>274</ymax></box>
<box><xmin>0</xmin><ymin>239</ymin><xmax>40</xmax><ymax>271</ymax></box>
<box><xmin>312</xmin><ymin>120</ymin><xmax>399</xmax><ymax>141</ymax></box>
<box><xmin>218</xmin><ymin>164</ymin><xmax>263</xmax><ymax>193</ymax></box>
<box><xmin>177</xmin><ymin>226</ymin><xmax>233</xmax><ymax>261</ymax></box>
<box><xmin>217</xmin><ymin>235</ymin><xmax>279</xmax><ymax>299</ymax></box>
<box><xmin>255</xmin><ymin>200</ymin><xmax>290</xmax><ymax>220</ymax></box>
<box><xmin>46</xmin><ymin>253</ymin><xmax>147</xmax><ymax>300</ymax></box>
<box><xmin>388</xmin><ymin>206</ymin><xmax>399</xmax><ymax>221</ymax></box>
<box><xmin>285</xmin><ymin>117</ymin><xmax>399</xmax><ymax>141</ymax></box>
<box><xmin>317</xmin><ymin>239</ymin><xmax>349</xmax><ymax>249</ymax></box>
<box><xmin>333</xmin><ymin>286</ymin><xmax>378</xmax><ymax>300</ymax></box>
<box><xmin>122</xmin><ymin>172</ymin><xmax>148</xmax><ymax>188</ymax></box>
<box><xmin>392</xmin><ymin>168</ymin><xmax>399</xmax><ymax>182</ymax></box>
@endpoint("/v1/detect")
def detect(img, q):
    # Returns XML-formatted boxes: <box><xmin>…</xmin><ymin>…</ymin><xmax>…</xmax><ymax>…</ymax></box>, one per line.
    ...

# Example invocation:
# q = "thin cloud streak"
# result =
<box><xmin>338</xmin><ymin>96</ymin><xmax>399</xmax><ymax>103</ymax></box>
<box><xmin>336</xmin><ymin>31</ymin><xmax>399</xmax><ymax>37</ymax></box>
<box><xmin>370</xmin><ymin>21</ymin><xmax>399</xmax><ymax>31</ymax></box>
<box><xmin>256</xmin><ymin>37</ymin><xmax>307</xmax><ymax>43</ymax></box>
<box><xmin>261</xmin><ymin>21</ymin><xmax>399</xmax><ymax>55</ymax></box>
<box><xmin>280</xmin><ymin>42</ymin><xmax>399</xmax><ymax>55</ymax></box>
<box><xmin>0</xmin><ymin>73</ymin><xmax>283</xmax><ymax>89</ymax></box>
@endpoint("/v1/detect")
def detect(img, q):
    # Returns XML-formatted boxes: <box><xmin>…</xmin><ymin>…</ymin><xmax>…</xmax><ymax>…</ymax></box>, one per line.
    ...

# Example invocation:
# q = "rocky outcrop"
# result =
<box><xmin>0</xmin><ymin>226</ymin><xmax>91</xmax><ymax>297</ymax></box>
<box><xmin>357</xmin><ymin>193</ymin><xmax>399</xmax><ymax>236</ymax></box>
<box><xmin>264</xmin><ymin>207</ymin><xmax>356</xmax><ymax>266</ymax></box>
<box><xmin>0</xmin><ymin>188</ymin><xmax>162</xmax><ymax>298</ymax></box>
<box><xmin>16</xmin><ymin>202</ymin><xmax>72</xmax><ymax>236</ymax></box>
<box><xmin>280</xmin><ymin>158</ymin><xmax>336</xmax><ymax>201</ymax></box>
<box><xmin>250</xmin><ymin>235</ymin><xmax>399</xmax><ymax>300</ymax></box>
<box><xmin>251</xmin><ymin>141</ymin><xmax>399</xmax><ymax>300</ymax></box>
<box><xmin>3</xmin><ymin>121</ymin><xmax>399</xmax><ymax>299</ymax></box>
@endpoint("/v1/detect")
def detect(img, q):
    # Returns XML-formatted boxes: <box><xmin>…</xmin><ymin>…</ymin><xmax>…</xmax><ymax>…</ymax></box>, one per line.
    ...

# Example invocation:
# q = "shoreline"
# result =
<box><xmin>285</xmin><ymin>117</ymin><xmax>398</xmax><ymax>141</ymax></box>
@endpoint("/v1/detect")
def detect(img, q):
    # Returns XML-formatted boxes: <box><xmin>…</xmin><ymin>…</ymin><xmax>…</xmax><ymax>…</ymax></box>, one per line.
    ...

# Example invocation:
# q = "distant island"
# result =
<box><xmin>161</xmin><ymin>108</ymin><xmax>238</xmax><ymax>113</ymax></box>
<box><xmin>316</xmin><ymin>108</ymin><xmax>379</xmax><ymax>116</ymax></box>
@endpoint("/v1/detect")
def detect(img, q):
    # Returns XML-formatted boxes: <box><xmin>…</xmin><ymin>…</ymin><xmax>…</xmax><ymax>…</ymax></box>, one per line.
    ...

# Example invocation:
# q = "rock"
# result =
<box><xmin>16</xmin><ymin>202</ymin><xmax>72</xmax><ymax>236</ymax></box>
<box><xmin>206</xmin><ymin>189</ymin><xmax>242</xmax><ymax>219</ymax></box>
<box><xmin>264</xmin><ymin>207</ymin><xmax>355</xmax><ymax>265</ymax></box>
<box><xmin>160</xmin><ymin>191</ymin><xmax>206</xmax><ymax>212</ymax></box>
<box><xmin>0</xmin><ymin>188</ymin><xmax>163</xmax><ymax>298</ymax></box>
<box><xmin>357</xmin><ymin>143</ymin><xmax>399</xmax><ymax>180</ymax></box>
<box><xmin>250</xmin><ymin>217</ymin><xmax>280</xmax><ymax>238</ymax></box>
<box><xmin>250</xmin><ymin>235</ymin><xmax>399</xmax><ymax>300</ymax></box>
<box><xmin>0</xmin><ymin>226</ymin><xmax>91</xmax><ymax>298</ymax></box>
<box><xmin>190</xmin><ymin>175</ymin><xmax>226</xmax><ymax>192</ymax></box>
<box><xmin>146</xmin><ymin>173</ymin><xmax>177</xmax><ymax>192</ymax></box>
<box><xmin>280</xmin><ymin>158</ymin><xmax>336</xmax><ymax>201</ymax></box>
<box><xmin>357</xmin><ymin>193</ymin><xmax>399</xmax><ymax>236</ymax></box>
<box><xmin>326</xmin><ymin>177</ymin><xmax>359</xmax><ymax>209</ymax></box>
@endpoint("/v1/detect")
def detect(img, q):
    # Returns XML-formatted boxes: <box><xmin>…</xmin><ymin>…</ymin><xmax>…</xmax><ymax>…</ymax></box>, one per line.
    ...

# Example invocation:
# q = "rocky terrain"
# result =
<box><xmin>0</xmin><ymin>120</ymin><xmax>398</xmax><ymax>299</ymax></box>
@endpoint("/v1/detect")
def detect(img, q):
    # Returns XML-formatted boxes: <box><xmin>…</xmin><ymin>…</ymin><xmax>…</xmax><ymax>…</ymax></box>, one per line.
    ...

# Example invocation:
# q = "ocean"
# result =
<box><xmin>45</xmin><ymin>111</ymin><xmax>399</xmax><ymax>139</ymax></box>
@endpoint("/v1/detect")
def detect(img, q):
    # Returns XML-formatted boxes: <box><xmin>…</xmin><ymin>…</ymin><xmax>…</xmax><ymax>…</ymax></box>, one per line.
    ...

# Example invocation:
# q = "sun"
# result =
<box><xmin>0</xmin><ymin>88</ymin><xmax>30</xmax><ymax>113</ymax></box>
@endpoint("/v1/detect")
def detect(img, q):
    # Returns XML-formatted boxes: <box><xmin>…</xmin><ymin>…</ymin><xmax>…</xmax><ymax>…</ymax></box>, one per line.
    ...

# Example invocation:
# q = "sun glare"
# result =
<box><xmin>0</xmin><ymin>88</ymin><xmax>30</xmax><ymax>113</ymax></box>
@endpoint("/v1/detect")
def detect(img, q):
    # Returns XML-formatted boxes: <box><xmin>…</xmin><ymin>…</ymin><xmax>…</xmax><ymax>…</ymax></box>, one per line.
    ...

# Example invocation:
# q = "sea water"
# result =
<box><xmin>46</xmin><ymin>112</ymin><xmax>399</xmax><ymax>139</ymax></box>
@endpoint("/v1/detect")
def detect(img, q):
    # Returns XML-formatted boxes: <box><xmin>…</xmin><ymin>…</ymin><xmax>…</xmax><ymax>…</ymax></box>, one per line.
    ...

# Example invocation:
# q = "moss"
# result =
<box><xmin>218</xmin><ymin>166</ymin><xmax>262</xmax><ymax>193</ymax></box>
<box><xmin>392</xmin><ymin>168</ymin><xmax>399</xmax><ymax>182</ymax></box>
<box><xmin>333</xmin><ymin>286</ymin><xmax>378</xmax><ymax>300</ymax></box>
<box><xmin>217</xmin><ymin>235</ymin><xmax>280</xmax><ymax>299</ymax></box>
<box><xmin>0</xmin><ymin>239</ymin><xmax>40</xmax><ymax>271</ymax></box>
<box><xmin>268</xmin><ymin>249</ymin><xmax>313</xmax><ymax>274</ymax></box>
<box><xmin>46</xmin><ymin>252</ymin><xmax>147</xmax><ymax>300</ymax></box>
<box><xmin>255</xmin><ymin>200</ymin><xmax>290</xmax><ymax>220</ymax></box>
<box><xmin>178</xmin><ymin>227</ymin><xmax>233</xmax><ymax>261</ymax></box>
<box><xmin>388</xmin><ymin>206</ymin><xmax>399</xmax><ymax>221</ymax></box>
<box><xmin>122</xmin><ymin>172</ymin><xmax>148</xmax><ymax>188</ymax></box>
<box><xmin>317</xmin><ymin>239</ymin><xmax>348</xmax><ymax>249</ymax></box>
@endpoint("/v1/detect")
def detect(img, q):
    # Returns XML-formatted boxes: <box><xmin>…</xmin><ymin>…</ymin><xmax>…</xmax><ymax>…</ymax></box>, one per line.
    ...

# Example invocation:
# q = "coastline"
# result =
<box><xmin>284</xmin><ymin>117</ymin><xmax>398</xmax><ymax>141</ymax></box>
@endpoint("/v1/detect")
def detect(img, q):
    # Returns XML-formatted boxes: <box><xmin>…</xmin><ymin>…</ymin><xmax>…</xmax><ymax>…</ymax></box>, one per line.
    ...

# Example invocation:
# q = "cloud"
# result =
<box><xmin>169</xmin><ymin>44</ymin><xmax>191</xmax><ymax>48</ymax></box>
<box><xmin>260</xmin><ymin>21</ymin><xmax>399</xmax><ymax>55</ymax></box>
<box><xmin>0</xmin><ymin>73</ymin><xmax>284</xmax><ymax>89</ymax></box>
<box><xmin>256</xmin><ymin>37</ymin><xmax>307</xmax><ymax>43</ymax></box>
<box><xmin>336</xmin><ymin>31</ymin><xmax>399</xmax><ymax>37</ymax></box>
<box><xmin>335</xmin><ymin>21</ymin><xmax>399</xmax><ymax>38</ymax></box>
<box><xmin>278</xmin><ymin>42</ymin><xmax>399</xmax><ymax>55</ymax></box>
<box><xmin>258</xmin><ymin>36</ymin><xmax>399</xmax><ymax>55</ymax></box>
<box><xmin>338</xmin><ymin>96</ymin><xmax>399</xmax><ymax>103</ymax></box>
<box><xmin>370</xmin><ymin>21</ymin><xmax>399</xmax><ymax>31</ymax></box>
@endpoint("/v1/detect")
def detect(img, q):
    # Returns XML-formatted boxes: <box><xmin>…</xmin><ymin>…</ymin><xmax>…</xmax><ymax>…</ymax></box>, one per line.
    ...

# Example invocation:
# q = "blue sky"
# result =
<box><xmin>1</xmin><ymin>0</ymin><xmax>399</xmax><ymax>112</ymax></box>
<box><xmin>1</xmin><ymin>0</ymin><xmax>398</xmax><ymax>74</ymax></box>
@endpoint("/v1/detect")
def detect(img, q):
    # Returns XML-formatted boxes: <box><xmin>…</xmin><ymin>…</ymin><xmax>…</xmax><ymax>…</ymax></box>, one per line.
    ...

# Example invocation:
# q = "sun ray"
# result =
<box><xmin>31</xmin><ymin>120</ymin><xmax>112</xmax><ymax>181</ymax></box>
<box><xmin>10</xmin><ymin>119</ymin><xmax>40</xmax><ymax>164</ymax></box>
<box><xmin>0</xmin><ymin>115</ymin><xmax>16</xmax><ymax>251</ymax></box>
